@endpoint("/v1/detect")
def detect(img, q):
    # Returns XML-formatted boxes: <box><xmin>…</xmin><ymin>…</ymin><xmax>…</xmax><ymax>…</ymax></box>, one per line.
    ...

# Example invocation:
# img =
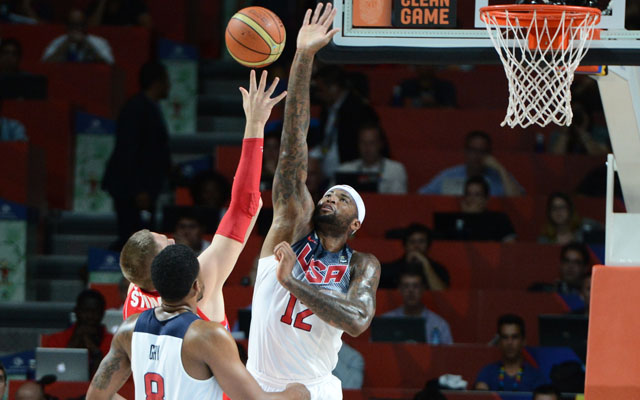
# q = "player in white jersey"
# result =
<box><xmin>247</xmin><ymin>3</ymin><xmax>381</xmax><ymax>399</ymax></box>
<box><xmin>87</xmin><ymin>244</ymin><xmax>309</xmax><ymax>400</ymax></box>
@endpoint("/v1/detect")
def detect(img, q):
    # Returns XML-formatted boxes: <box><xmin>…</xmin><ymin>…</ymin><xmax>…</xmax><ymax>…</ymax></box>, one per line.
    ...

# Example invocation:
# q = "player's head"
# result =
<box><xmin>313</xmin><ymin>185</ymin><xmax>365</xmax><ymax>239</ymax></box>
<box><xmin>120</xmin><ymin>229</ymin><xmax>175</xmax><ymax>291</ymax></box>
<box><xmin>139</xmin><ymin>61</ymin><xmax>169</xmax><ymax>99</ymax></box>
<box><xmin>74</xmin><ymin>289</ymin><xmax>106</xmax><ymax>328</ymax></box>
<box><xmin>497</xmin><ymin>314</ymin><xmax>526</xmax><ymax>362</ymax></box>
<box><xmin>151</xmin><ymin>244</ymin><xmax>202</xmax><ymax>303</ymax></box>
<box><xmin>532</xmin><ymin>384</ymin><xmax>561</xmax><ymax>400</ymax></box>
<box><xmin>464</xmin><ymin>130</ymin><xmax>492</xmax><ymax>172</ymax></box>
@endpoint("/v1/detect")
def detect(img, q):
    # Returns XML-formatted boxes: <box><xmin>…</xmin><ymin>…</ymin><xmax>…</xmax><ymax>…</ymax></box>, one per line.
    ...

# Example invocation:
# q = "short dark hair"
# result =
<box><xmin>402</xmin><ymin>223</ymin><xmax>433</xmax><ymax>249</ymax></box>
<box><xmin>139</xmin><ymin>61</ymin><xmax>167</xmax><ymax>91</ymax></box>
<box><xmin>465</xmin><ymin>130</ymin><xmax>492</xmax><ymax>152</ymax></box>
<box><xmin>76</xmin><ymin>289</ymin><xmax>106</xmax><ymax>311</ymax></box>
<box><xmin>464</xmin><ymin>175</ymin><xmax>490</xmax><ymax>197</ymax></box>
<box><xmin>398</xmin><ymin>263</ymin><xmax>427</xmax><ymax>287</ymax></box>
<box><xmin>561</xmin><ymin>242</ymin><xmax>591</xmax><ymax>265</ymax></box>
<box><xmin>173</xmin><ymin>208</ymin><xmax>203</xmax><ymax>231</ymax></box>
<box><xmin>0</xmin><ymin>360</ymin><xmax>6</xmax><ymax>383</ymax></box>
<box><xmin>0</xmin><ymin>37</ymin><xmax>22</xmax><ymax>57</ymax></box>
<box><xmin>498</xmin><ymin>313</ymin><xmax>526</xmax><ymax>338</ymax></box>
<box><xmin>314</xmin><ymin>65</ymin><xmax>347</xmax><ymax>89</ymax></box>
<box><xmin>189</xmin><ymin>170</ymin><xmax>231</xmax><ymax>207</ymax></box>
<box><xmin>151</xmin><ymin>244</ymin><xmax>199</xmax><ymax>302</ymax></box>
<box><xmin>533</xmin><ymin>384</ymin><xmax>561</xmax><ymax>399</ymax></box>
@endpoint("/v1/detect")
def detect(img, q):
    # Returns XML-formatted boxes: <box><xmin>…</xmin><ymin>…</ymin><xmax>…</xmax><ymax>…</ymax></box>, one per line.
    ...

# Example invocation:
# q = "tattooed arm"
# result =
<box><xmin>274</xmin><ymin>242</ymin><xmax>380</xmax><ymax>336</ymax></box>
<box><xmin>262</xmin><ymin>3</ymin><xmax>340</xmax><ymax>258</ymax></box>
<box><xmin>86</xmin><ymin>316</ymin><xmax>136</xmax><ymax>400</ymax></box>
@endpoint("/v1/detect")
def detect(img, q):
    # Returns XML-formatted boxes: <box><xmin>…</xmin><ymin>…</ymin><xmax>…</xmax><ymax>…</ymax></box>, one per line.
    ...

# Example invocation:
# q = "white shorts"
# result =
<box><xmin>252</xmin><ymin>372</ymin><xmax>343</xmax><ymax>400</ymax></box>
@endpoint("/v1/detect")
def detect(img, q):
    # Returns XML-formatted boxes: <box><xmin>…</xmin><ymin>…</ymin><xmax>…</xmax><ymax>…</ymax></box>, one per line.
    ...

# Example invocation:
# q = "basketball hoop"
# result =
<box><xmin>480</xmin><ymin>5</ymin><xmax>601</xmax><ymax>128</ymax></box>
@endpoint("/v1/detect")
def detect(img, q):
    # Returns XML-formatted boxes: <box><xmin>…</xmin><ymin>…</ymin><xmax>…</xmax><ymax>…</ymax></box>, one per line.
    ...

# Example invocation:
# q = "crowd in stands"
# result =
<box><xmin>0</xmin><ymin>1</ymin><xmax>615</xmax><ymax>399</ymax></box>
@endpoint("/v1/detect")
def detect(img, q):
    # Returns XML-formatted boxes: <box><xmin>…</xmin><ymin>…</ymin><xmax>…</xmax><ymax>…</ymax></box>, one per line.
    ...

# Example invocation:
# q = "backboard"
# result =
<box><xmin>322</xmin><ymin>0</ymin><xmax>640</xmax><ymax>65</ymax></box>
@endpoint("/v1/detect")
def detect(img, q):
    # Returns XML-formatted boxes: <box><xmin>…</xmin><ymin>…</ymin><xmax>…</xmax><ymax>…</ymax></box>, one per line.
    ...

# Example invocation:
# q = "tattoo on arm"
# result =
<box><xmin>272</xmin><ymin>50</ymin><xmax>314</xmax><ymax>211</ymax></box>
<box><xmin>92</xmin><ymin>350</ymin><xmax>126</xmax><ymax>390</ymax></box>
<box><xmin>282</xmin><ymin>254</ymin><xmax>380</xmax><ymax>336</ymax></box>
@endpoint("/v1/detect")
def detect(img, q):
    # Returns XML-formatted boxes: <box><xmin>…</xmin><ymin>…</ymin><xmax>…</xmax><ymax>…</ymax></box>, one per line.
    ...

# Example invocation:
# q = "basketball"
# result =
<box><xmin>225</xmin><ymin>7</ymin><xmax>286</xmax><ymax>68</ymax></box>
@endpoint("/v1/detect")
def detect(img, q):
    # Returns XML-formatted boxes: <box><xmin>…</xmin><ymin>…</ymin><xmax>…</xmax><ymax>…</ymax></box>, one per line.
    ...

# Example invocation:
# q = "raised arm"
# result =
<box><xmin>86</xmin><ymin>318</ymin><xmax>135</xmax><ymax>400</ymax></box>
<box><xmin>263</xmin><ymin>3</ymin><xmax>340</xmax><ymax>256</ymax></box>
<box><xmin>198</xmin><ymin>70</ymin><xmax>285</xmax><ymax>322</ymax></box>
<box><xmin>189</xmin><ymin>321</ymin><xmax>310</xmax><ymax>400</ymax></box>
<box><xmin>275</xmin><ymin>242</ymin><xmax>380</xmax><ymax>337</ymax></box>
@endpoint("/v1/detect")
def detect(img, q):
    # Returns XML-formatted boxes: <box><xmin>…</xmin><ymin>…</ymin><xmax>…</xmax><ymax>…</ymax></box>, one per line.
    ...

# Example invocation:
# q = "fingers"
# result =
<box><xmin>249</xmin><ymin>69</ymin><xmax>257</xmax><ymax>93</ymax></box>
<box><xmin>269</xmin><ymin>90</ymin><xmax>287</xmax><ymax>106</ymax></box>
<box><xmin>302</xmin><ymin>9</ymin><xmax>312</xmax><ymax>26</ymax></box>
<box><xmin>265</xmin><ymin>76</ymin><xmax>280</xmax><ymax>97</ymax></box>
<box><xmin>311</xmin><ymin>3</ymin><xmax>323</xmax><ymax>24</ymax></box>
<box><xmin>324</xmin><ymin>27</ymin><xmax>340</xmax><ymax>41</ymax></box>
<box><xmin>258</xmin><ymin>70</ymin><xmax>268</xmax><ymax>93</ymax></box>
<box><xmin>238</xmin><ymin>86</ymin><xmax>249</xmax><ymax>101</ymax></box>
<box><xmin>319</xmin><ymin>3</ymin><xmax>334</xmax><ymax>26</ymax></box>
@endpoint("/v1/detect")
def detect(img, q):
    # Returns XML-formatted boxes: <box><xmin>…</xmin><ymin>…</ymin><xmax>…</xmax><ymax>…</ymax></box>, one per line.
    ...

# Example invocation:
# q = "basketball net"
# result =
<box><xmin>481</xmin><ymin>5</ymin><xmax>601</xmax><ymax>128</ymax></box>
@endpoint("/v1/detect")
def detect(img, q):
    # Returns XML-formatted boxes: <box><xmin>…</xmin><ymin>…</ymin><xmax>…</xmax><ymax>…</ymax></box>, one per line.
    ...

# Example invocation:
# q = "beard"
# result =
<box><xmin>312</xmin><ymin>204</ymin><xmax>352</xmax><ymax>238</ymax></box>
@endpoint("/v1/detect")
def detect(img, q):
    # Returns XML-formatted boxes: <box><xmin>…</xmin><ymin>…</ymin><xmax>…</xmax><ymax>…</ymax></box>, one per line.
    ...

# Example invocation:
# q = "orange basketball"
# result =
<box><xmin>225</xmin><ymin>7</ymin><xmax>286</xmax><ymax>68</ymax></box>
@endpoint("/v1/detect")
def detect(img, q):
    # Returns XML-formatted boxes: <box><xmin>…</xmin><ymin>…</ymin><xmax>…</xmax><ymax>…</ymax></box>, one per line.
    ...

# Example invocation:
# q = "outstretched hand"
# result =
<box><xmin>274</xmin><ymin>241</ymin><xmax>297</xmax><ymax>285</ymax></box>
<box><xmin>239</xmin><ymin>70</ymin><xmax>287</xmax><ymax>127</ymax></box>
<box><xmin>297</xmin><ymin>2</ymin><xmax>340</xmax><ymax>54</ymax></box>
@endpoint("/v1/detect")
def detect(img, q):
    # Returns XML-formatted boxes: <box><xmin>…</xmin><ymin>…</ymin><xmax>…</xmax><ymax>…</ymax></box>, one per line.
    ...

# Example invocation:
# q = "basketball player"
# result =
<box><xmin>120</xmin><ymin>70</ymin><xmax>286</xmax><ymax>329</ymax></box>
<box><xmin>247</xmin><ymin>3</ymin><xmax>381</xmax><ymax>398</ymax></box>
<box><xmin>86</xmin><ymin>244</ymin><xmax>310</xmax><ymax>400</ymax></box>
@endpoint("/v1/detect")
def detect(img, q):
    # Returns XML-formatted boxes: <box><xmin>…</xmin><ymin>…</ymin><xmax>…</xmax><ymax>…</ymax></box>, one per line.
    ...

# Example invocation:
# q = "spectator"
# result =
<box><xmin>413</xmin><ymin>379</ymin><xmax>447</xmax><ymax>400</ymax></box>
<box><xmin>0</xmin><ymin>99</ymin><xmax>27</xmax><ymax>141</ymax></box>
<box><xmin>102</xmin><ymin>61</ymin><xmax>171</xmax><ymax>250</ymax></box>
<box><xmin>0</xmin><ymin>37</ymin><xmax>21</xmax><ymax>74</ymax></box>
<box><xmin>538</xmin><ymin>192</ymin><xmax>602</xmax><ymax>245</ymax></box>
<box><xmin>332</xmin><ymin>342</ymin><xmax>364</xmax><ymax>389</ymax></box>
<box><xmin>0</xmin><ymin>361</ymin><xmax>5</xmax><ymax>400</ymax></box>
<box><xmin>530</xmin><ymin>242</ymin><xmax>591</xmax><ymax>296</ymax></box>
<box><xmin>309</xmin><ymin>65</ymin><xmax>379</xmax><ymax>178</ymax></box>
<box><xmin>532</xmin><ymin>384</ymin><xmax>561</xmax><ymax>400</ymax></box>
<box><xmin>189</xmin><ymin>170</ymin><xmax>231</xmax><ymax>209</ymax></box>
<box><xmin>15</xmin><ymin>381</ymin><xmax>44</xmax><ymax>400</ymax></box>
<box><xmin>576</xmin><ymin>274</ymin><xmax>591</xmax><ymax>315</ymax></box>
<box><xmin>380</xmin><ymin>223</ymin><xmax>449</xmax><ymax>290</ymax></box>
<box><xmin>382</xmin><ymin>265</ymin><xmax>453</xmax><ymax>345</ymax></box>
<box><xmin>392</xmin><ymin>65</ymin><xmax>457</xmax><ymax>108</ymax></box>
<box><xmin>436</xmin><ymin>176</ymin><xmax>516</xmax><ymax>242</ymax></box>
<box><xmin>334</xmin><ymin>121</ymin><xmax>408</xmax><ymax>194</ymax></box>
<box><xmin>418</xmin><ymin>130</ymin><xmax>523</xmax><ymax>197</ymax></box>
<box><xmin>549</xmin><ymin>102</ymin><xmax>610</xmax><ymax>156</ymax></box>
<box><xmin>173</xmin><ymin>209</ymin><xmax>210</xmax><ymax>256</ymax></box>
<box><xmin>475</xmin><ymin>314</ymin><xmax>546</xmax><ymax>391</ymax></box>
<box><xmin>87</xmin><ymin>0</ymin><xmax>151</xmax><ymax>28</ymax></box>
<box><xmin>42</xmin><ymin>8</ymin><xmax>114</xmax><ymax>64</ymax></box>
<box><xmin>41</xmin><ymin>289</ymin><xmax>113</xmax><ymax>377</ymax></box>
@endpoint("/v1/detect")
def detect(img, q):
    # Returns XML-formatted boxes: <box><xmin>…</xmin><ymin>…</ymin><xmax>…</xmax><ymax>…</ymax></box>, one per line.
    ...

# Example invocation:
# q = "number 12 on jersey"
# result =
<box><xmin>280</xmin><ymin>293</ymin><xmax>313</xmax><ymax>331</ymax></box>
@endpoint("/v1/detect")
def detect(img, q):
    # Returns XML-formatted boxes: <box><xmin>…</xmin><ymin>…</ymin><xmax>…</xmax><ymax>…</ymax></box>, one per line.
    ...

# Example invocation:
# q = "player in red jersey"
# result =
<box><xmin>120</xmin><ymin>69</ymin><xmax>286</xmax><ymax>328</ymax></box>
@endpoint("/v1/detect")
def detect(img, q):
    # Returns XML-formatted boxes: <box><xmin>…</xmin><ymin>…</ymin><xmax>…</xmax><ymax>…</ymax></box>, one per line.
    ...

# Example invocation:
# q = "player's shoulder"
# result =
<box><xmin>352</xmin><ymin>251</ymin><xmax>380</xmax><ymax>266</ymax></box>
<box><xmin>186</xmin><ymin>319</ymin><xmax>232</xmax><ymax>343</ymax></box>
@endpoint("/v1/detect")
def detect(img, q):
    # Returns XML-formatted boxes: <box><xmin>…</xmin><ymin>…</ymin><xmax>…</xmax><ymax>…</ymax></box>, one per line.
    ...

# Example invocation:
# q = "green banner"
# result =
<box><xmin>0</xmin><ymin>201</ymin><xmax>27</xmax><ymax>301</ymax></box>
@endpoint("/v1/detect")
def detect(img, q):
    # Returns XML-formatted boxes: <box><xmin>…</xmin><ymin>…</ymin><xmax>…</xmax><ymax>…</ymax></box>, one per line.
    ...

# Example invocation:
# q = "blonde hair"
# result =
<box><xmin>120</xmin><ymin>229</ymin><xmax>160</xmax><ymax>290</ymax></box>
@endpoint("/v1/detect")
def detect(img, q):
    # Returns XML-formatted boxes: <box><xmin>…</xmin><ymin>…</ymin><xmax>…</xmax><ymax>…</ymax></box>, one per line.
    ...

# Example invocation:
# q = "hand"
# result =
<box><xmin>274</xmin><ymin>241</ymin><xmax>296</xmax><ymax>285</ymax></box>
<box><xmin>483</xmin><ymin>154</ymin><xmax>504</xmax><ymax>172</ymax></box>
<box><xmin>285</xmin><ymin>383</ymin><xmax>311</xmax><ymax>400</ymax></box>
<box><xmin>296</xmin><ymin>3</ymin><xmax>340</xmax><ymax>54</ymax></box>
<box><xmin>406</xmin><ymin>251</ymin><xmax>428</xmax><ymax>265</ymax></box>
<box><xmin>239</xmin><ymin>70</ymin><xmax>287</xmax><ymax>127</ymax></box>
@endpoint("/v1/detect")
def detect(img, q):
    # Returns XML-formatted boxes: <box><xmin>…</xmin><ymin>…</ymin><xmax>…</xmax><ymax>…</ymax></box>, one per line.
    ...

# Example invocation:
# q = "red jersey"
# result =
<box><xmin>123</xmin><ymin>284</ymin><xmax>230</xmax><ymax>331</ymax></box>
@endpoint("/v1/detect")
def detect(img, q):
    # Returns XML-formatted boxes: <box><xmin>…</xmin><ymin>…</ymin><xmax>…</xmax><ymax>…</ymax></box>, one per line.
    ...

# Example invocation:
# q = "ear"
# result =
<box><xmin>350</xmin><ymin>219</ymin><xmax>361</xmax><ymax>236</ymax></box>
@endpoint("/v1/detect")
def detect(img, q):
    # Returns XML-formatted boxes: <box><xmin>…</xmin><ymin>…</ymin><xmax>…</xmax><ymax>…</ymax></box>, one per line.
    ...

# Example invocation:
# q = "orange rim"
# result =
<box><xmin>480</xmin><ymin>4</ymin><xmax>601</xmax><ymax>28</ymax></box>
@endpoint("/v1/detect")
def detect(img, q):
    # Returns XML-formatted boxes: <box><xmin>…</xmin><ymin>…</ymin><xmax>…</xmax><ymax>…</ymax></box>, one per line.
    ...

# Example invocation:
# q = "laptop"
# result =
<box><xmin>0</xmin><ymin>74</ymin><xmax>47</xmax><ymax>99</ymax></box>
<box><xmin>35</xmin><ymin>348</ymin><xmax>89</xmax><ymax>382</ymax></box>
<box><xmin>539</xmin><ymin>314</ymin><xmax>589</xmax><ymax>360</ymax></box>
<box><xmin>103</xmin><ymin>309</ymin><xmax>124</xmax><ymax>334</ymax></box>
<box><xmin>334</xmin><ymin>172</ymin><xmax>379</xmax><ymax>193</ymax></box>
<box><xmin>433</xmin><ymin>211</ymin><xmax>514</xmax><ymax>241</ymax></box>
<box><xmin>370</xmin><ymin>316</ymin><xmax>427</xmax><ymax>342</ymax></box>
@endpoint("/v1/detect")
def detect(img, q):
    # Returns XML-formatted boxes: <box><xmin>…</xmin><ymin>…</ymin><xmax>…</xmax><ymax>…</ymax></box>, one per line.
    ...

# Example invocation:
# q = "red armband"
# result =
<box><xmin>216</xmin><ymin>138</ymin><xmax>263</xmax><ymax>242</ymax></box>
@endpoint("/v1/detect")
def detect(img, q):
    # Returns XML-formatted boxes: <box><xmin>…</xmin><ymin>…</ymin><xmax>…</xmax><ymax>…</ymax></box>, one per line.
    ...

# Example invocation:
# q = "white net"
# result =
<box><xmin>481</xmin><ymin>7</ymin><xmax>600</xmax><ymax>128</ymax></box>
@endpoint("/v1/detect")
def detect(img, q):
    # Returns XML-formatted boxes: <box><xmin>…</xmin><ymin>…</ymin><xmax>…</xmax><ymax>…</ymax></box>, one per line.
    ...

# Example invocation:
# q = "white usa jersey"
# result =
<box><xmin>247</xmin><ymin>231</ymin><xmax>354</xmax><ymax>384</ymax></box>
<box><xmin>131</xmin><ymin>309</ymin><xmax>224</xmax><ymax>400</ymax></box>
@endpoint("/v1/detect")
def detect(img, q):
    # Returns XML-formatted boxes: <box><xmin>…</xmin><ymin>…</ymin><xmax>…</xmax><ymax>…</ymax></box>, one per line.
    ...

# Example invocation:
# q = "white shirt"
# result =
<box><xmin>335</xmin><ymin>158</ymin><xmax>408</xmax><ymax>194</ymax></box>
<box><xmin>42</xmin><ymin>34</ymin><xmax>114</xmax><ymax>64</ymax></box>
